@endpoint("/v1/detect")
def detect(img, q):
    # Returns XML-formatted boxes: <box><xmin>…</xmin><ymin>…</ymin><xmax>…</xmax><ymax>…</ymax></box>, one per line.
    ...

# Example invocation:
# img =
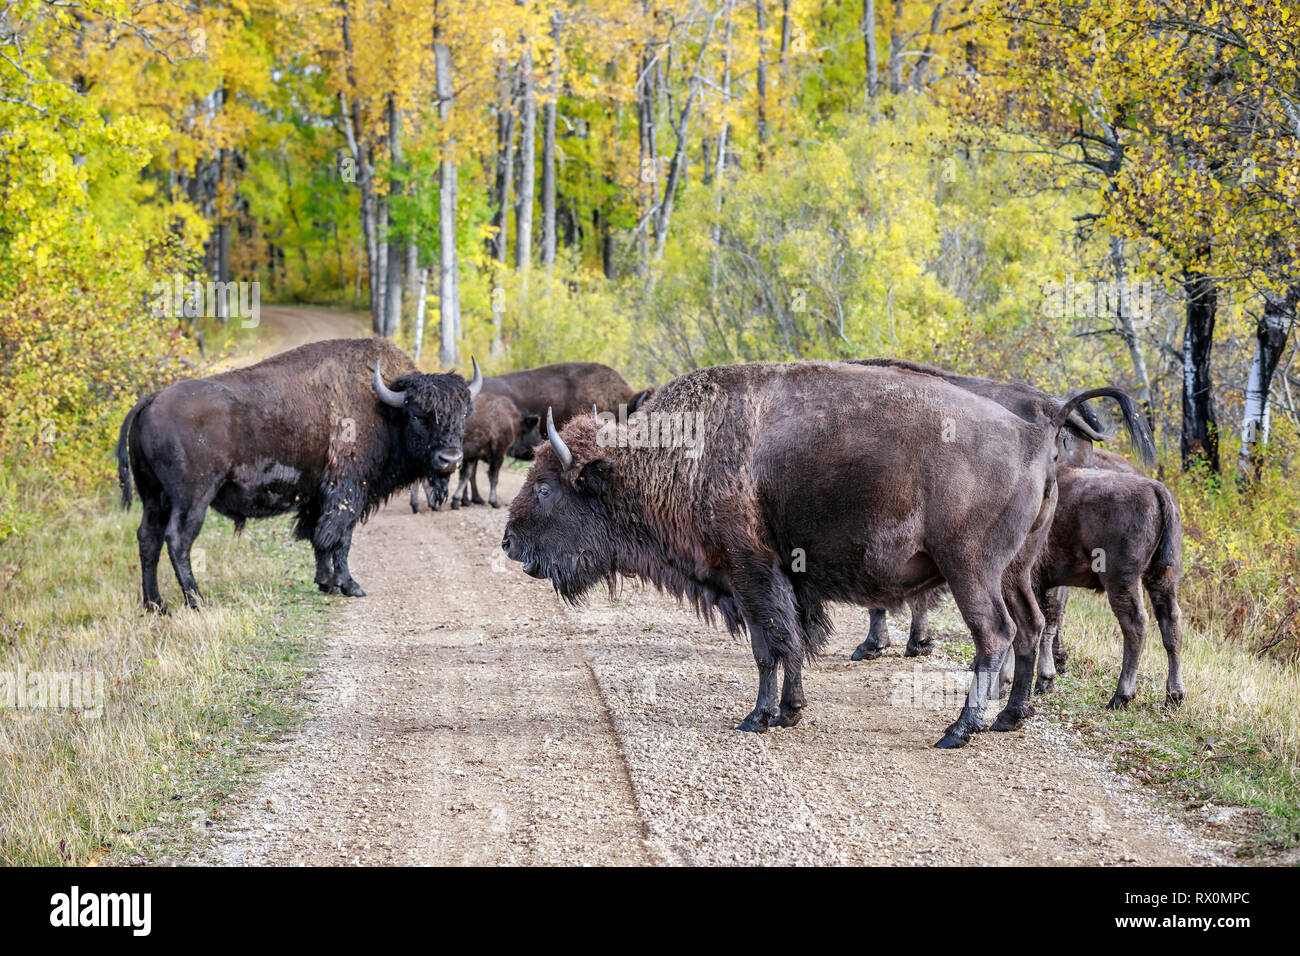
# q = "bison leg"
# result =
<box><xmin>449</xmin><ymin>470</ymin><xmax>470</xmax><ymax>511</ymax></box>
<box><xmin>904</xmin><ymin>596</ymin><xmax>934</xmax><ymax>657</ymax></box>
<box><xmin>137</xmin><ymin>495</ymin><xmax>168</xmax><ymax>613</ymax></box>
<box><xmin>850</xmin><ymin>608</ymin><xmax>891</xmax><ymax>660</ymax></box>
<box><xmin>313</xmin><ymin>545</ymin><xmax>336</xmax><ymax>593</ymax></box>
<box><xmin>992</xmin><ymin>579</ymin><xmax>1043</xmax><ymax>732</ymax></box>
<box><xmin>468</xmin><ymin>461</ymin><xmax>485</xmax><ymax>505</ymax></box>
<box><xmin>486</xmin><ymin>457</ymin><xmax>503</xmax><ymax>508</ymax></box>
<box><xmin>1148</xmin><ymin>581</ymin><xmax>1185</xmax><ymax>708</ymax></box>
<box><xmin>733</xmin><ymin>559</ymin><xmax>803</xmax><ymax>733</ymax></box>
<box><xmin>329</xmin><ymin>526</ymin><xmax>365</xmax><ymax>597</ymax></box>
<box><xmin>409</xmin><ymin>482</ymin><xmax>423</xmax><ymax>514</ymax></box>
<box><xmin>1034</xmin><ymin>586</ymin><xmax>1068</xmax><ymax>694</ymax></box>
<box><xmin>936</xmin><ymin>579</ymin><xmax>1015</xmax><ymax>748</ymax></box>
<box><xmin>163</xmin><ymin>503</ymin><xmax>208</xmax><ymax>609</ymax></box>
<box><xmin>773</xmin><ymin>600</ymin><xmax>829</xmax><ymax>727</ymax></box>
<box><xmin>1104</xmin><ymin>583</ymin><xmax>1147</xmax><ymax>709</ymax></box>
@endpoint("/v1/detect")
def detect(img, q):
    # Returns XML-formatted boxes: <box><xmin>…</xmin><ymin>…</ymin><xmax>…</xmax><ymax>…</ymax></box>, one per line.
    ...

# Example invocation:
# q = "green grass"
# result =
<box><xmin>929</xmin><ymin>590</ymin><xmax>1300</xmax><ymax>861</ymax></box>
<box><xmin>0</xmin><ymin>491</ymin><xmax>328</xmax><ymax>865</ymax></box>
<box><xmin>1039</xmin><ymin>594</ymin><xmax>1300</xmax><ymax>860</ymax></box>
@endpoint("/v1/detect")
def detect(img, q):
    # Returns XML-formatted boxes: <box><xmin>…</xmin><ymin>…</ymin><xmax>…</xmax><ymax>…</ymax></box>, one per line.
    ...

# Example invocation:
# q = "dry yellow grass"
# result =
<box><xmin>0</xmin><ymin>491</ymin><xmax>322</xmax><ymax>865</ymax></box>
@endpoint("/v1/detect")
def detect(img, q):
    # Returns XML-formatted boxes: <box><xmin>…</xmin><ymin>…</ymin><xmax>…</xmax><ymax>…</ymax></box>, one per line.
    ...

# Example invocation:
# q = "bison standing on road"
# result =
<box><xmin>849</xmin><ymin>359</ymin><xmax>1151</xmax><ymax>662</ymax></box>
<box><xmin>502</xmin><ymin>361</ymin><xmax>1154</xmax><ymax>747</ymax></box>
<box><xmin>410</xmin><ymin>392</ymin><xmax>542</xmax><ymax>512</ymax></box>
<box><xmin>482</xmin><ymin>361</ymin><xmax>653</xmax><ymax>441</ymax></box>
<box><xmin>117</xmin><ymin>338</ymin><xmax>481</xmax><ymax>610</ymax></box>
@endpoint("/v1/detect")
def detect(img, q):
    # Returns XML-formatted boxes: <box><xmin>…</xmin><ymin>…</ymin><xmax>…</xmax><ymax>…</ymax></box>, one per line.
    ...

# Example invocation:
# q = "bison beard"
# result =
<box><xmin>117</xmin><ymin>338</ymin><xmax>479</xmax><ymax>610</ymax></box>
<box><xmin>503</xmin><ymin>361</ymin><xmax>1137</xmax><ymax>747</ymax></box>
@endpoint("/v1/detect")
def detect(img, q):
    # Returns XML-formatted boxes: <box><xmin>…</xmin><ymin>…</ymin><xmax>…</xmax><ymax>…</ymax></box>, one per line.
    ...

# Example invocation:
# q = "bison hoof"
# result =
<box><xmin>904</xmin><ymin>641</ymin><xmax>933</xmax><ymax>658</ymax></box>
<box><xmin>935</xmin><ymin>730</ymin><xmax>970</xmax><ymax>749</ymax></box>
<box><xmin>736</xmin><ymin>711</ymin><xmax>771</xmax><ymax>733</ymax></box>
<box><xmin>1105</xmin><ymin>693</ymin><xmax>1132</xmax><ymax>711</ymax></box>
<box><xmin>489</xmin><ymin>500</ymin><xmax>501</xmax><ymax>509</ymax></box>
<box><xmin>449</xmin><ymin>500</ymin><xmax>460</xmax><ymax>510</ymax></box>
<box><xmin>1164</xmin><ymin>690</ymin><xmax>1185</xmax><ymax>710</ymax></box>
<box><xmin>340</xmin><ymin>581</ymin><xmax>365</xmax><ymax>597</ymax></box>
<box><xmin>850</xmin><ymin>643</ymin><xmax>884</xmax><ymax>661</ymax></box>
<box><xmin>410</xmin><ymin>503</ymin><xmax>420</xmax><ymax>514</ymax></box>
<box><xmin>770</xmin><ymin>707</ymin><xmax>803</xmax><ymax>728</ymax></box>
<box><xmin>1034</xmin><ymin>676</ymin><xmax>1054</xmax><ymax>695</ymax></box>
<box><xmin>992</xmin><ymin>704</ymin><xmax>1033</xmax><ymax>732</ymax></box>
<box><xmin>143</xmin><ymin>601</ymin><xmax>169</xmax><ymax>616</ymax></box>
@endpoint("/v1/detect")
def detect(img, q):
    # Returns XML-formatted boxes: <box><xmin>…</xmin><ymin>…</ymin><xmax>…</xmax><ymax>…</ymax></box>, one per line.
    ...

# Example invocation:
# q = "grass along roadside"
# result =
<box><xmin>935</xmin><ymin>590</ymin><xmax>1299</xmax><ymax>861</ymax></box>
<box><xmin>0</xmin><ymin>489</ymin><xmax>327</xmax><ymax>865</ymax></box>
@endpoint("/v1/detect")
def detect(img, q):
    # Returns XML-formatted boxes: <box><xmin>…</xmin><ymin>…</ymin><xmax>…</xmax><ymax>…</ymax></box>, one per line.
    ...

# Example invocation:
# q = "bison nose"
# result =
<box><xmin>435</xmin><ymin>449</ymin><xmax>463</xmax><ymax>473</ymax></box>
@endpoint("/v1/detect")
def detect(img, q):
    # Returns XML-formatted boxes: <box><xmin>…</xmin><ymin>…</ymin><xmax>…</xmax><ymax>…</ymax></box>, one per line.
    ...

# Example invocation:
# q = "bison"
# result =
<box><xmin>482</xmin><ymin>361</ymin><xmax>653</xmax><ymax>446</ymax></box>
<box><xmin>848</xmin><ymin>361</ymin><xmax>1150</xmax><ymax>662</ymax></box>
<box><xmin>851</xmin><ymin>445</ymin><xmax>1184</xmax><ymax>711</ymax></box>
<box><xmin>410</xmin><ymin>392</ymin><xmax>542</xmax><ymax>512</ymax></box>
<box><xmin>1031</xmin><ymin>466</ymin><xmax>1185</xmax><ymax>709</ymax></box>
<box><xmin>502</xmin><ymin>360</ymin><xmax>1154</xmax><ymax>747</ymax></box>
<box><xmin>116</xmin><ymin>338</ymin><xmax>481</xmax><ymax>610</ymax></box>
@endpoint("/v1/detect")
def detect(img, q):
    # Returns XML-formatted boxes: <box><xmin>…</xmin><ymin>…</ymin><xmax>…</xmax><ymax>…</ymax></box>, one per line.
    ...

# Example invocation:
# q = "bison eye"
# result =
<box><xmin>537</xmin><ymin>483</ymin><xmax>550</xmax><ymax>499</ymax></box>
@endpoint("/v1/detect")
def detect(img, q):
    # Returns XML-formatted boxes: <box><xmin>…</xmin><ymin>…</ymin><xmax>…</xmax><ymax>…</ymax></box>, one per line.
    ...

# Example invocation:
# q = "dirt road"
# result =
<box><xmin>206</xmin><ymin>465</ymin><xmax>1226</xmax><ymax>866</ymax></box>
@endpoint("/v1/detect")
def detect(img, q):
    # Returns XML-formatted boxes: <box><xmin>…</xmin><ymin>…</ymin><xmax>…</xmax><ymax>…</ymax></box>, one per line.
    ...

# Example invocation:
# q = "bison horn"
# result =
<box><xmin>468</xmin><ymin>356</ymin><xmax>483</xmax><ymax>398</ymax></box>
<box><xmin>592</xmin><ymin>404</ymin><xmax>600</xmax><ymax>421</ymax></box>
<box><xmin>547</xmin><ymin>407</ymin><xmax>573</xmax><ymax>469</ymax></box>
<box><xmin>373</xmin><ymin>361</ymin><xmax>405</xmax><ymax>408</ymax></box>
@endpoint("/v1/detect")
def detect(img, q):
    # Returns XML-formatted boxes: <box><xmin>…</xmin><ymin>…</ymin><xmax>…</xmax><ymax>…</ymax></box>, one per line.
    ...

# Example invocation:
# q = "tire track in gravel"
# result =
<box><xmin>204</xmin><ymin>467</ymin><xmax>1229</xmax><ymax>867</ymax></box>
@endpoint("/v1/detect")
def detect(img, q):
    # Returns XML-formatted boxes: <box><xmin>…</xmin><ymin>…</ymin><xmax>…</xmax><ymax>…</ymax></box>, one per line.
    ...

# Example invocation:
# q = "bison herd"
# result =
<box><xmin>117</xmin><ymin>337</ymin><xmax>1186</xmax><ymax>749</ymax></box>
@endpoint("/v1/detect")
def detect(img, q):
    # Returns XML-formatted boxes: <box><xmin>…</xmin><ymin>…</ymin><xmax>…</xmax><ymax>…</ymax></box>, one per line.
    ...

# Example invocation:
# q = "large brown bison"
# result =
<box><xmin>117</xmin><ymin>338</ymin><xmax>481</xmax><ymax>610</ymax></box>
<box><xmin>502</xmin><ymin>361</ymin><xmax>1154</xmax><ymax>748</ymax></box>
<box><xmin>848</xmin><ymin>361</ymin><xmax>1151</xmax><ymax>662</ymax></box>
<box><xmin>410</xmin><ymin>392</ymin><xmax>542</xmax><ymax>512</ymax></box>
<box><xmin>482</xmin><ymin>361</ymin><xmax>653</xmax><ymax>446</ymax></box>
<box><xmin>854</xmin><ymin>454</ymin><xmax>1185</xmax><ymax>710</ymax></box>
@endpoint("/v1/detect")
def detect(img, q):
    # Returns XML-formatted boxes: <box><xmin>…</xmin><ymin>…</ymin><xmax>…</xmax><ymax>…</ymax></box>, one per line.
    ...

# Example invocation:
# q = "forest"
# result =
<box><xmin>1</xmin><ymin>0</ymin><xmax>1299</xmax><ymax>863</ymax></box>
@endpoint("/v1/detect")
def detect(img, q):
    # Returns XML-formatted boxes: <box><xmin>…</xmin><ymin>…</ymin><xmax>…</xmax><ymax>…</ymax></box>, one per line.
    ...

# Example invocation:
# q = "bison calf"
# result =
<box><xmin>411</xmin><ymin>393</ymin><xmax>542</xmax><ymax>512</ymax></box>
<box><xmin>1032</xmin><ymin>466</ymin><xmax>1185</xmax><ymax>709</ymax></box>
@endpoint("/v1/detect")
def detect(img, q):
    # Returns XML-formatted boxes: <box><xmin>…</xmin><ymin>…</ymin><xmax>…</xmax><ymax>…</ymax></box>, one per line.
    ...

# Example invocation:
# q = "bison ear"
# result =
<box><xmin>522</xmin><ymin>413</ymin><xmax>540</xmax><ymax>429</ymax></box>
<box><xmin>575</xmin><ymin>457</ymin><xmax>615</xmax><ymax>497</ymax></box>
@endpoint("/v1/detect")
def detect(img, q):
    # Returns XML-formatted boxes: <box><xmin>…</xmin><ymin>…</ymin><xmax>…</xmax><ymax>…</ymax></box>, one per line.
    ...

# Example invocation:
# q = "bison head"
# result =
<box><xmin>502</xmin><ymin>408</ymin><xmax>619</xmax><ymax>601</ymax></box>
<box><xmin>508</xmin><ymin>412</ymin><xmax>543</xmax><ymax>460</ymax></box>
<box><xmin>374</xmin><ymin>358</ymin><xmax>483</xmax><ymax>483</ymax></box>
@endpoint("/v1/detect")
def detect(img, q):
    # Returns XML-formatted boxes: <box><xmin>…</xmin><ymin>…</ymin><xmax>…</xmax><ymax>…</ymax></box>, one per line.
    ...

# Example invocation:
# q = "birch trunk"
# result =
<box><xmin>435</xmin><ymin>30</ymin><xmax>460</xmax><ymax>367</ymax></box>
<box><xmin>1238</xmin><ymin>287</ymin><xmax>1297</xmax><ymax>484</ymax></box>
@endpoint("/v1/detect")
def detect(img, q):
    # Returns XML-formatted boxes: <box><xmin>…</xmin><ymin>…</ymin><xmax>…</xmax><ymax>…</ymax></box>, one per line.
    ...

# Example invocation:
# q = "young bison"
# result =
<box><xmin>1032</xmin><ymin>466</ymin><xmax>1185</xmax><ymax>710</ymax></box>
<box><xmin>410</xmin><ymin>393</ymin><xmax>542</xmax><ymax>512</ymax></box>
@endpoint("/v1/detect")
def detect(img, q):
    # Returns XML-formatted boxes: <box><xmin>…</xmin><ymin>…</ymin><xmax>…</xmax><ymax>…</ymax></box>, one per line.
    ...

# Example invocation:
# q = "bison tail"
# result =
<box><xmin>115</xmin><ymin>394</ymin><xmax>153</xmax><ymax>510</ymax></box>
<box><xmin>1050</xmin><ymin>387</ymin><xmax>1156</xmax><ymax>468</ymax></box>
<box><xmin>1150</xmin><ymin>480</ymin><xmax>1182</xmax><ymax>573</ymax></box>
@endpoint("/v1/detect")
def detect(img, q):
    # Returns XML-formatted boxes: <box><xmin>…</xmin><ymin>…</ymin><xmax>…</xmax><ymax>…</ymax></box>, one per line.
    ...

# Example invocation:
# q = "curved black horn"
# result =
<box><xmin>468</xmin><ymin>356</ymin><xmax>483</xmax><ymax>398</ymax></box>
<box><xmin>373</xmin><ymin>361</ymin><xmax>405</xmax><ymax>408</ymax></box>
<box><xmin>547</xmin><ymin>407</ymin><xmax>573</xmax><ymax>469</ymax></box>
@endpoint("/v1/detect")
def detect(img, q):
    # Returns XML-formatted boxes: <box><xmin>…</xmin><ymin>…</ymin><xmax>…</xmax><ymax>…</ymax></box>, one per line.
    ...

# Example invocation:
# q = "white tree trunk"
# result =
<box><xmin>435</xmin><ymin>35</ymin><xmax>460</xmax><ymax>367</ymax></box>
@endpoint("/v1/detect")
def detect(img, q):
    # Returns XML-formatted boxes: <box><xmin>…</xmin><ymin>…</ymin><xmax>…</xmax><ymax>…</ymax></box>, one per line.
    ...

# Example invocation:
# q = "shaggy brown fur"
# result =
<box><xmin>118</xmin><ymin>337</ymin><xmax>474</xmax><ymax>608</ymax></box>
<box><xmin>482</xmin><ymin>361</ymin><xmax>653</xmax><ymax>440</ymax></box>
<box><xmin>503</xmin><ymin>360</ymin><xmax>1132</xmax><ymax>747</ymax></box>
